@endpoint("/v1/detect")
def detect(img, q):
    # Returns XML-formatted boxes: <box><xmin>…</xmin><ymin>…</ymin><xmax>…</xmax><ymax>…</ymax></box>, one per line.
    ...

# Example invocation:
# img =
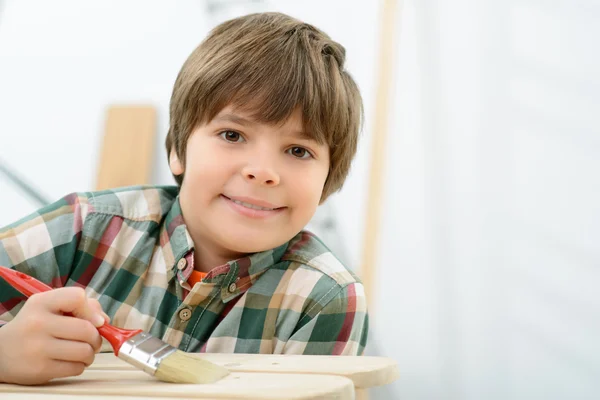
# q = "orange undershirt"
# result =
<box><xmin>188</xmin><ymin>270</ymin><xmax>207</xmax><ymax>286</ymax></box>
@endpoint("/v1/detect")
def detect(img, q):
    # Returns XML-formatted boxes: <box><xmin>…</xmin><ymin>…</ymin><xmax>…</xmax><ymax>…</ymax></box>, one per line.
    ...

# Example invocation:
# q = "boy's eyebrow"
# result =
<box><xmin>213</xmin><ymin>112</ymin><xmax>317</xmax><ymax>142</ymax></box>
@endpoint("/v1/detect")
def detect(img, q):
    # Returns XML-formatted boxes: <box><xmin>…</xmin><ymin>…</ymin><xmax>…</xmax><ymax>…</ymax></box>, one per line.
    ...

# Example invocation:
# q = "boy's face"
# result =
<box><xmin>170</xmin><ymin>105</ymin><xmax>330</xmax><ymax>257</ymax></box>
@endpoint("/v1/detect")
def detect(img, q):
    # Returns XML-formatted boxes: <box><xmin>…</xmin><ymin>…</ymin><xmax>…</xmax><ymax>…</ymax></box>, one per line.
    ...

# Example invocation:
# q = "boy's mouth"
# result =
<box><xmin>221</xmin><ymin>195</ymin><xmax>285</xmax><ymax>211</ymax></box>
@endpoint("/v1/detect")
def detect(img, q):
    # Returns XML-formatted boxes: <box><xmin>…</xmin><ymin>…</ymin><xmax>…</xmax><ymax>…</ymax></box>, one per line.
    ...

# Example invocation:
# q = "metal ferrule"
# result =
<box><xmin>117</xmin><ymin>332</ymin><xmax>177</xmax><ymax>375</ymax></box>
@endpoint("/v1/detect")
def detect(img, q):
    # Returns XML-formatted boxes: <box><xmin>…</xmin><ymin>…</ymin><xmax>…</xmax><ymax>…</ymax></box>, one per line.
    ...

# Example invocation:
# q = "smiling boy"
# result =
<box><xmin>0</xmin><ymin>12</ymin><xmax>368</xmax><ymax>385</ymax></box>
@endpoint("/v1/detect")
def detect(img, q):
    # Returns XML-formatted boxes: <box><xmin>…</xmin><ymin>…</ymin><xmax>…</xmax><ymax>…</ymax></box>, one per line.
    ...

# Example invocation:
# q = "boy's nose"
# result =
<box><xmin>241</xmin><ymin>165</ymin><xmax>280</xmax><ymax>186</ymax></box>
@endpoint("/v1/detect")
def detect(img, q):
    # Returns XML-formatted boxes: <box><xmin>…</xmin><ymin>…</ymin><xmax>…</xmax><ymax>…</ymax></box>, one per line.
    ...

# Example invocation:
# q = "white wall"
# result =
<box><xmin>2</xmin><ymin>1</ymin><xmax>599</xmax><ymax>399</ymax></box>
<box><xmin>0</xmin><ymin>0</ymin><xmax>211</xmax><ymax>216</ymax></box>
<box><xmin>390</xmin><ymin>1</ymin><xmax>600</xmax><ymax>399</ymax></box>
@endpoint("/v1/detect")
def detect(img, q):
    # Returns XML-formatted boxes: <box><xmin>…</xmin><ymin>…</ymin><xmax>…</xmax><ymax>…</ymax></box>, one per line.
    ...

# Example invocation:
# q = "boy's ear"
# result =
<box><xmin>169</xmin><ymin>148</ymin><xmax>185</xmax><ymax>176</ymax></box>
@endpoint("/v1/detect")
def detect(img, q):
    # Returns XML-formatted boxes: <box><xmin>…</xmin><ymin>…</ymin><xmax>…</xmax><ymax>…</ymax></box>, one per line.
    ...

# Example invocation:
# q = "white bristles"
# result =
<box><xmin>154</xmin><ymin>350</ymin><xmax>231</xmax><ymax>384</ymax></box>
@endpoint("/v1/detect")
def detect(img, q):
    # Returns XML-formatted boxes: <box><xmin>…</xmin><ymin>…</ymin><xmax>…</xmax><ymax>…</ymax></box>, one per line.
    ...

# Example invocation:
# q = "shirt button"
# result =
<box><xmin>228</xmin><ymin>283</ymin><xmax>237</xmax><ymax>293</ymax></box>
<box><xmin>177</xmin><ymin>258</ymin><xmax>187</xmax><ymax>270</ymax></box>
<box><xmin>178</xmin><ymin>308</ymin><xmax>192</xmax><ymax>321</ymax></box>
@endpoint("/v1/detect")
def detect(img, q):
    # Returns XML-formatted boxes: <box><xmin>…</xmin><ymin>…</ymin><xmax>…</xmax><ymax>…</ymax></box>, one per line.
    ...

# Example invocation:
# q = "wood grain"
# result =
<box><xmin>0</xmin><ymin>369</ymin><xmax>354</xmax><ymax>400</ymax></box>
<box><xmin>89</xmin><ymin>353</ymin><xmax>400</xmax><ymax>389</ymax></box>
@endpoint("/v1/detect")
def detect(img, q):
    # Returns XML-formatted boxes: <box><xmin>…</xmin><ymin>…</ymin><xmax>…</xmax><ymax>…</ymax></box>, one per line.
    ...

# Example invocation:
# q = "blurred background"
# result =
<box><xmin>1</xmin><ymin>0</ymin><xmax>599</xmax><ymax>399</ymax></box>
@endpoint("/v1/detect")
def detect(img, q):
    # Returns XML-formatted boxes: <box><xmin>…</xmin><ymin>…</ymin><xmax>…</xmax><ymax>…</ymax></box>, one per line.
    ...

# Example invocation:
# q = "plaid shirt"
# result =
<box><xmin>0</xmin><ymin>186</ymin><xmax>368</xmax><ymax>355</ymax></box>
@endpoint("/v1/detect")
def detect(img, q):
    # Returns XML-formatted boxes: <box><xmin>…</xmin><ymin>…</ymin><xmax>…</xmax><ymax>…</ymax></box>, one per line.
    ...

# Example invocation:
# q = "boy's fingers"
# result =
<box><xmin>47</xmin><ymin>360</ymin><xmax>87</xmax><ymax>380</ymax></box>
<box><xmin>41</xmin><ymin>287</ymin><xmax>105</xmax><ymax>327</ymax></box>
<box><xmin>38</xmin><ymin>287</ymin><xmax>86</xmax><ymax>313</ymax></box>
<box><xmin>48</xmin><ymin>315</ymin><xmax>102</xmax><ymax>351</ymax></box>
<box><xmin>88</xmin><ymin>298</ymin><xmax>110</xmax><ymax>323</ymax></box>
<box><xmin>47</xmin><ymin>339</ymin><xmax>96</xmax><ymax>366</ymax></box>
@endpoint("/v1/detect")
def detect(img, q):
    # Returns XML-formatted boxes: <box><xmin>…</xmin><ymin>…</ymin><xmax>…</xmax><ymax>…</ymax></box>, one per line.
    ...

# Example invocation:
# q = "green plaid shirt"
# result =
<box><xmin>0</xmin><ymin>186</ymin><xmax>368</xmax><ymax>355</ymax></box>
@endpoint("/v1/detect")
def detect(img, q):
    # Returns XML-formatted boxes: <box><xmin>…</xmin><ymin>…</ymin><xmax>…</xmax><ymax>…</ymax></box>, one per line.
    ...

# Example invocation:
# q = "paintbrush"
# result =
<box><xmin>0</xmin><ymin>266</ymin><xmax>230</xmax><ymax>384</ymax></box>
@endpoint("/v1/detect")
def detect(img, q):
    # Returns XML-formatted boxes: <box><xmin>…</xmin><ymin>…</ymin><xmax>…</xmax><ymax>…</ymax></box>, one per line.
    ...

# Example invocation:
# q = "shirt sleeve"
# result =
<box><xmin>0</xmin><ymin>192</ymin><xmax>89</xmax><ymax>326</ymax></box>
<box><xmin>282</xmin><ymin>282</ymin><xmax>369</xmax><ymax>356</ymax></box>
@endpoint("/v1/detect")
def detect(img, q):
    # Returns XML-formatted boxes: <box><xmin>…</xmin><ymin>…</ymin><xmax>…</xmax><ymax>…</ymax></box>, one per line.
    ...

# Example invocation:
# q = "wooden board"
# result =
<box><xmin>96</xmin><ymin>105</ymin><xmax>157</xmax><ymax>191</ymax></box>
<box><xmin>0</xmin><ymin>396</ymin><xmax>223</xmax><ymax>400</ymax></box>
<box><xmin>89</xmin><ymin>353</ymin><xmax>399</xmax><ymax>389</ymax></box>
<box><xmin>360</xmin><ymin>0</ymin><xmax>401</xmax><ymax>308</ymax></box>
<box><xmin>0</xmin><ymin>369</ymin><xmax>354</xmax><ymax>400</ymax></box>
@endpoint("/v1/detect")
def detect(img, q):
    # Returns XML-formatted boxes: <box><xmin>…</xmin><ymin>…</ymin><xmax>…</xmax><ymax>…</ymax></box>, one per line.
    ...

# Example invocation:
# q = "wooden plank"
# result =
<box><xmin>0</xmin><ymin>370</ymin><xmax>354</xmax><ymax>400</ymax></box>
<box><xmin>360</xmin><ymin>0</ymin><xmax>401</xmax><ymax>309</ymax></box>
<box><xmin>0</xmin><ymin>395</ymin><xmax>223</xmax><ymax>400</ymax></box>
<box><xmin>96</xmin><ymin>105</ymin><xmax>156</xmax><ymax>191</ymax></box>
<box><xmin>89</xmin><ymin>353</ymin><xmax>400</xmax><ymax>389</ymax></box>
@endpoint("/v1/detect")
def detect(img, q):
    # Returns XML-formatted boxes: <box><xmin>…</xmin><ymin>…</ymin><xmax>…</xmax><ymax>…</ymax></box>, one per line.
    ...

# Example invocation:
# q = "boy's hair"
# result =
<box><xmin>165</xmin><ymin>12</ymin><xmax>363</xmax><ymax>201</ymax></box>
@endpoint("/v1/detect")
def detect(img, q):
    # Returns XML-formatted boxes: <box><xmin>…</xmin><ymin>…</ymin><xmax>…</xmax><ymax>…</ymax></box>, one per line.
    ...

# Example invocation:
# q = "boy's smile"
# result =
<box><xmin>170</xmin><ymin>105</ymin><xmax>330</xmax><ymax>271</ymax></box>
<box><xmin>220</xmin><ymin>194</ymin><xmax>287</xmax><ymax>218</ymax></box>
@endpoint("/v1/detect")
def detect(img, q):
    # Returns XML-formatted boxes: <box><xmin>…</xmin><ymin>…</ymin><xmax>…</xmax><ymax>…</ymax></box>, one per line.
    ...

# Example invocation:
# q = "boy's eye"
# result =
<box><xmin>220</xmin><ymin>130</ymin><xmax>244</xmax><ymax>142</ymax></box>
<box><xmin>288</xmin><ymin>146</ymin><xmax>312</xmax><ymax>159</ymax></box>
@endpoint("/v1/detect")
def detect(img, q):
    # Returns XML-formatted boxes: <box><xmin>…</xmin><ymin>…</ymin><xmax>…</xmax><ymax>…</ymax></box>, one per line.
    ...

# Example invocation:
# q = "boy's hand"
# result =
<box><xmin>0</xmin><ymin>287</ymin><xmax>109</xmax><ymax>385</ymax></box>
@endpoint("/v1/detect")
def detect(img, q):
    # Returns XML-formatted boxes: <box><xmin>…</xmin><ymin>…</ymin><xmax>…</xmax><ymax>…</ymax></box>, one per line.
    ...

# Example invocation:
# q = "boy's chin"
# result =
<box><xmin>221</xmin><ymin>234</ymin><xmax>292</xmax><ymax>255</ymax></box>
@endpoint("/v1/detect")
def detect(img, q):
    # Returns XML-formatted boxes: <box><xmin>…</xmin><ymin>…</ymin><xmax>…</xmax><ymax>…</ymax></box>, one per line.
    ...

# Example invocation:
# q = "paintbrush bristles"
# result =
<box><xmin>154</xmin><ymin>350</ymin><xmax>230</xmax><ymax>384</ymax></box>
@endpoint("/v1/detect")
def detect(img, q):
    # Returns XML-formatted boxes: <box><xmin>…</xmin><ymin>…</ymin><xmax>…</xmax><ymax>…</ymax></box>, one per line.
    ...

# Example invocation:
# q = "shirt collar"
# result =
<box><xmin>216</xmin><ymin>243</ymin><xmax>289</xmax><ymax>302</ymax></box>
<box><xmin>160</xmin><ymin>196</ymin><xmax>195</xmax><ymax>284</ymax></box>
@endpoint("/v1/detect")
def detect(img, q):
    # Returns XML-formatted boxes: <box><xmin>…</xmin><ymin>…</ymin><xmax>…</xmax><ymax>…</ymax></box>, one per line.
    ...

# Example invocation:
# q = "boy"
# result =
<box><xmin>0</xmin><ymin>12</ymin><xmax>368</xmax><ymax>385</ymax></box>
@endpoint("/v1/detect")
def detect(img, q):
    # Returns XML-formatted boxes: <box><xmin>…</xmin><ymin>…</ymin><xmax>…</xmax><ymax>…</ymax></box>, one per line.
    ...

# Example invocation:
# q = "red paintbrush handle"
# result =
<box><xmin>97</xmin><ymin>324</ymin><xmax>143</xmax><ymax>356</ymax></box>
<box><xmin>0</xmin><ymin>266</ymin><xmax>53</xmax><ymax>297</ymax></box>
<box><xmin>0</xmin><ymin>266</ymin><xmax>143</xmax><ymax>356</ymax></box>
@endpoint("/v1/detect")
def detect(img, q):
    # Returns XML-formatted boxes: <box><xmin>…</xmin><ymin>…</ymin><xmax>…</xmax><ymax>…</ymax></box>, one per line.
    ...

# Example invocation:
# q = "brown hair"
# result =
<box><xmin>165</xmin><ymin>12</ymin><xmax>363</xmax><ymax>201</ymax></box>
